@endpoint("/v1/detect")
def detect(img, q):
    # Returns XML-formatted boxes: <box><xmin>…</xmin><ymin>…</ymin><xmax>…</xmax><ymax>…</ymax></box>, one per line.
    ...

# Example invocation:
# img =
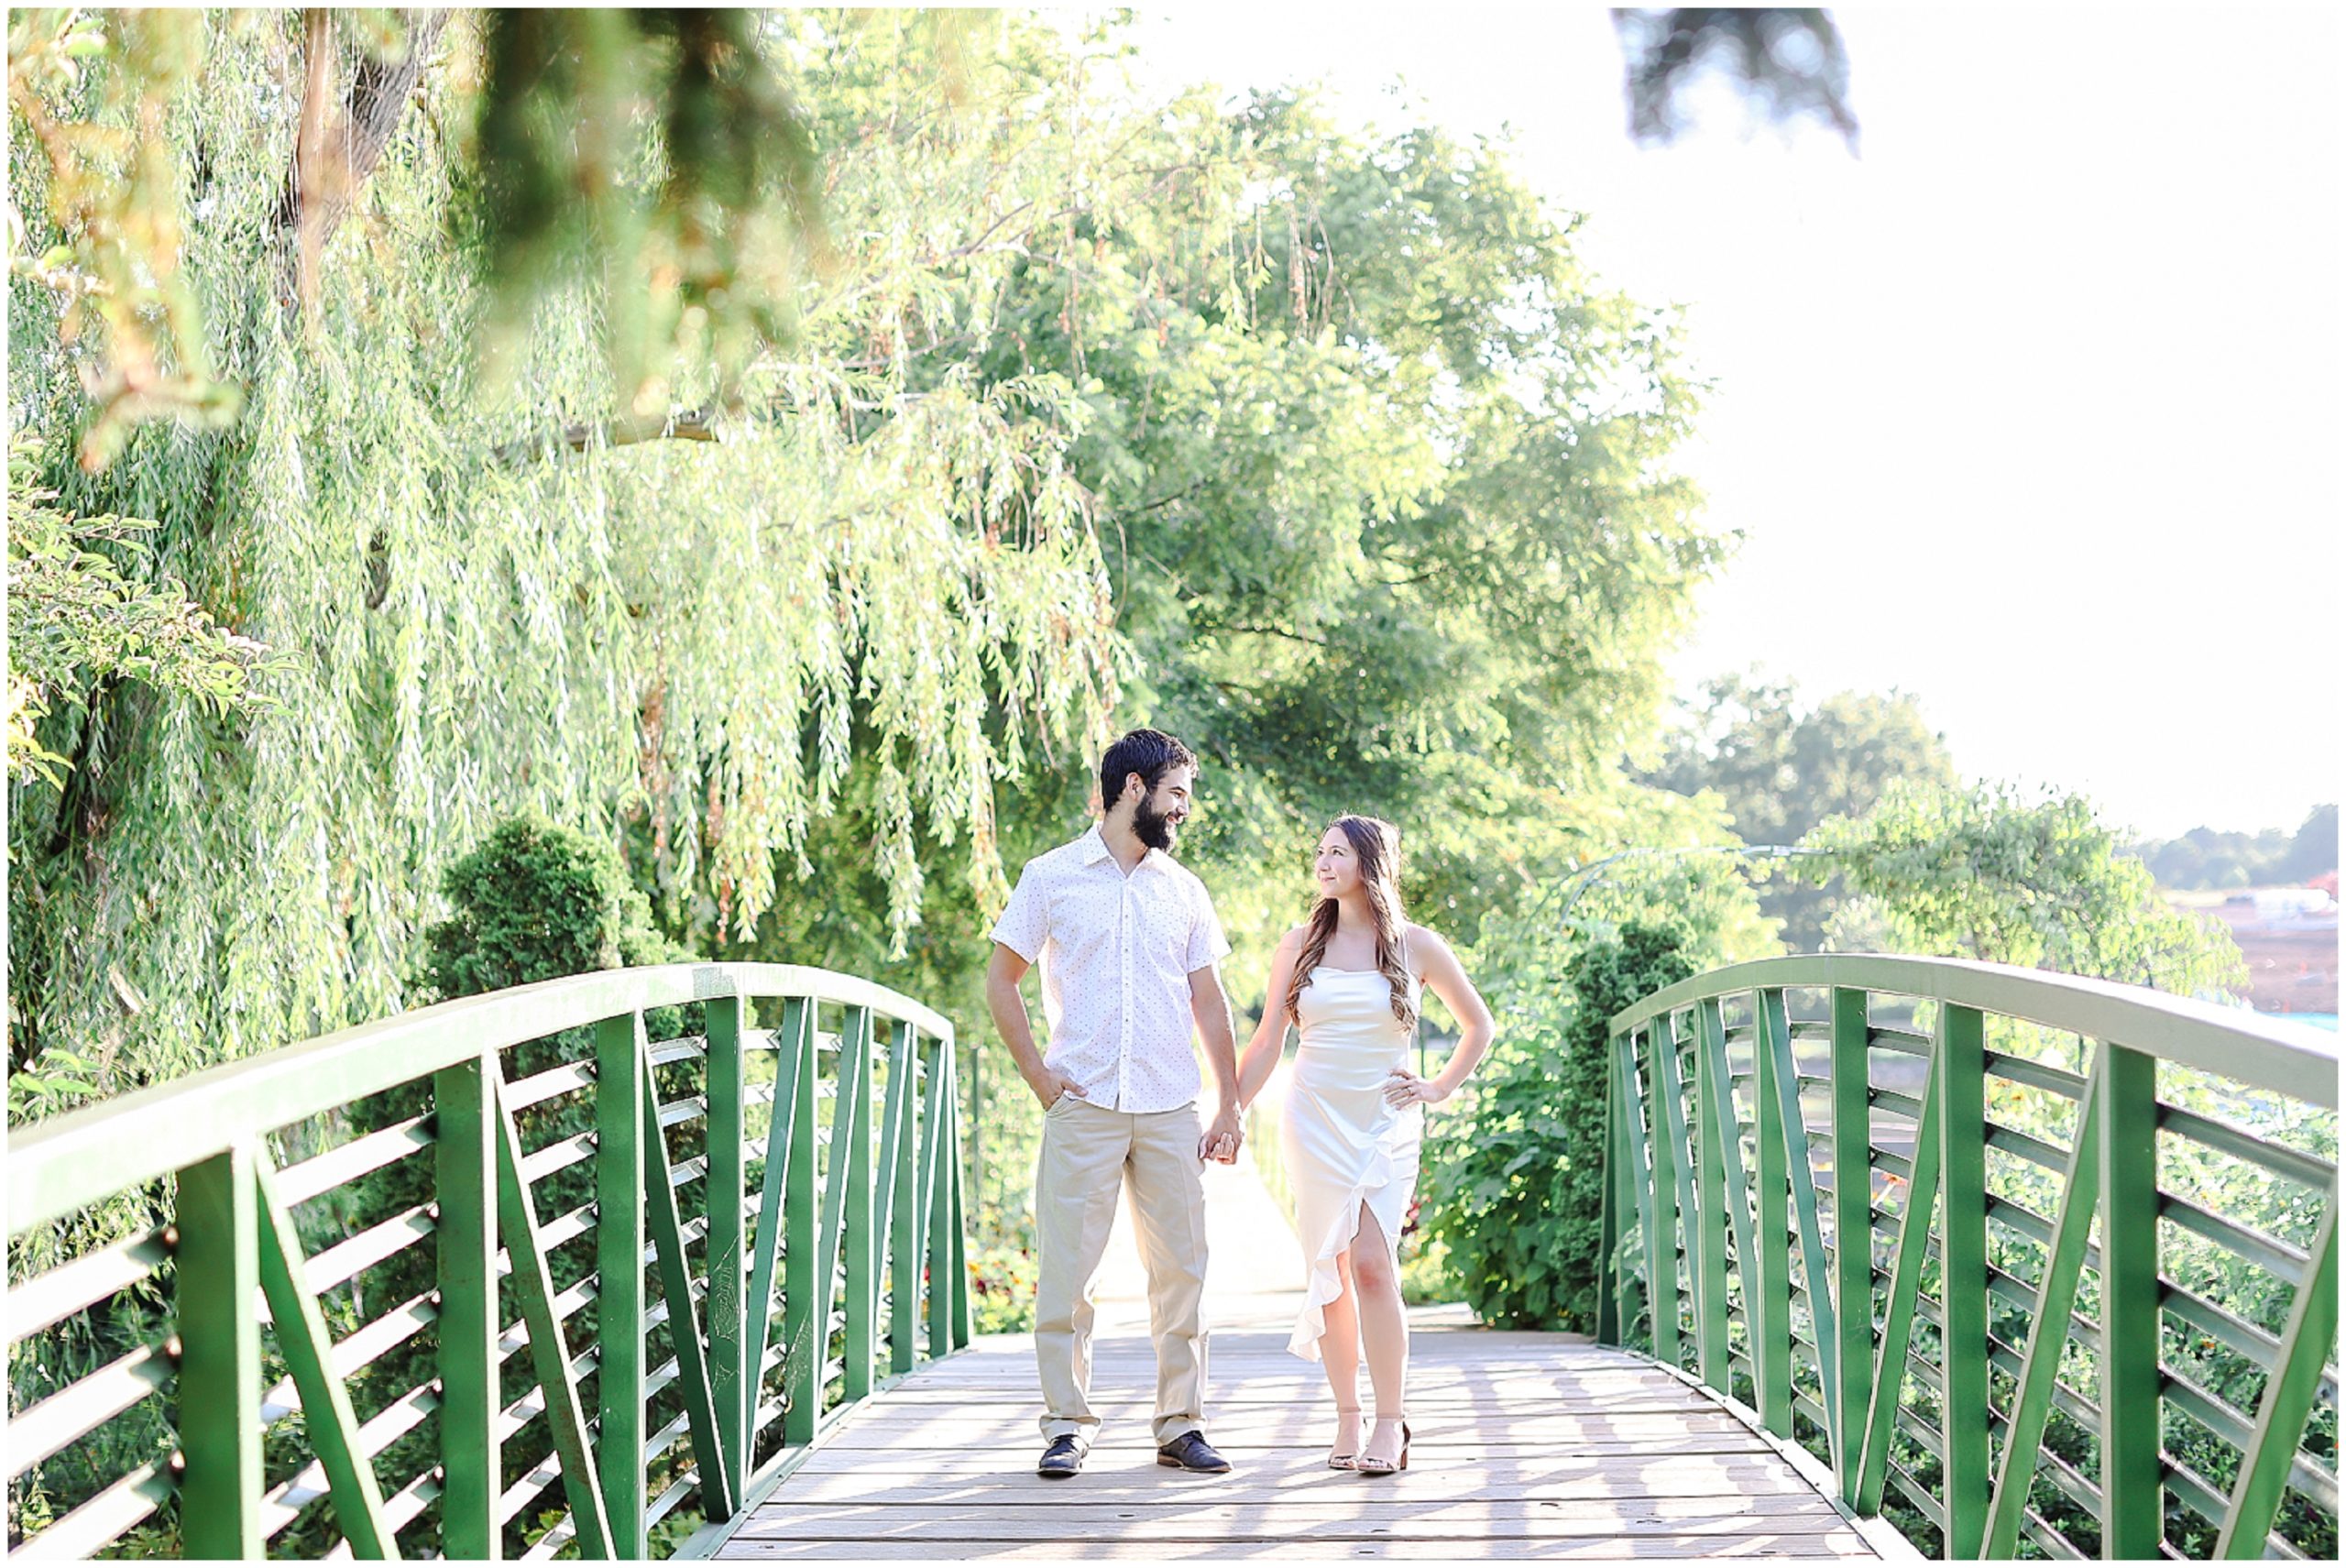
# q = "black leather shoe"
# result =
<box><xmin>1036</xmin><ymin>1435</ymin><xmax>1083</xmax><ymax>1478</ymax></box>
<box><xmin>1156</xmin><ymin>1431</ymin><xmax>1232</xmax><ymax>1473</ymax></box>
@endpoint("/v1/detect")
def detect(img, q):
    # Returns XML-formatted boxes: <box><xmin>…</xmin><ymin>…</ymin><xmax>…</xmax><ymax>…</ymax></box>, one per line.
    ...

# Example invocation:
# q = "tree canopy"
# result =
<box><xmin>1640</xmin><ymin>670</ymin><xmax>1957</xmax><ymax>948</ymax></box>
<box><xmin>6</xmin><ymin>11</ymin><xmax>1731</xmax><ymax>1120</ymax></box>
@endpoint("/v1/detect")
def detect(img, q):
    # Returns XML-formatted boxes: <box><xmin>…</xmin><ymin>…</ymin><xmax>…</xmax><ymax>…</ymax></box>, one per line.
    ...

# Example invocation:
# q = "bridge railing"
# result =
<box><xmin>1603</xmin><ymin>954</ymin><xmax>2339</xmax><ymax>1561</ymax></box>
<box><xmin>5</xmin><ymin>963</ymin><xmax>970</xmax><ymax>1559</ymax></box>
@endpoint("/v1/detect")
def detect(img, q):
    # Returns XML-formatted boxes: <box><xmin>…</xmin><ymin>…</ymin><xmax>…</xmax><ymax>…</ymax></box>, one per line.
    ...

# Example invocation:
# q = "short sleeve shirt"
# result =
<box><xmin>989</xmin><ymin>823</ymin><xmax>1232</xmax><ymax>1113</ymax></box>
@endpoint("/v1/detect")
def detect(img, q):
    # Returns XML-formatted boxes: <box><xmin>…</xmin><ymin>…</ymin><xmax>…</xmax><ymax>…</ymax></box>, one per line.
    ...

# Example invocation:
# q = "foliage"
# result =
<box><xmin>418</xmin><ymin>814</ymin><xmax>678</xmax><ymax>999</ymax></box>
<box><xmin>5</xmin><ymin>9</ymin><xmax>240</xmax><ymax>469</ymax></box>
<box><xmin>1614</xmin><ymin>8</ymin><xmax>1858</xmax><ymax>148</ymax></box>
<box><xmin>967</xmin><ymin>1238</ymin><xmax>1040</xmax><ymax>1336</ymax></box>
<box><xmin>5</xmin><ymin>434</ymin><xmax>278</xmax><ymax>791</ymax></box>
<box><xmin>1798</xmin><ymin>780</ymin><xmax>2248</xmax><ymax>995</ymax></box>
<box><xmin>2130</xmin><ymin>804</ymin><xmax>2339</xmax><ymax>892</ymax></box>
<box><xmin>9</xmin><ymin>8</ymin><xmax>1854</xmax><ymax>467</ymax></box>
<box><xmin>1640</xmin><ymin>671</ymin><xmax>1957</xmax><ymax>949</ymax></box>
<box><xmin>469</xmin><ymin>9</ymin><xmax>828</xmax><ymax>403</ymax></box>
<box><xmin>7</xmin><ymin>12</ymin><xmax>1122</xmax><ymax>1125</ymax></box>
<box><xmin>1422</xmin><ymin>922</ymin><xmax>1696</xmax><ymax>1332</ymax></box>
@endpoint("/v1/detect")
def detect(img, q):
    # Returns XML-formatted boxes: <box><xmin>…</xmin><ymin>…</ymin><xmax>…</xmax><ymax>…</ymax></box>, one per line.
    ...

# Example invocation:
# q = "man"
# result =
<box><xmin>986</xmin><ymin>727</ymin><xmax>1245</xmax><ymax>1479</ymax></box>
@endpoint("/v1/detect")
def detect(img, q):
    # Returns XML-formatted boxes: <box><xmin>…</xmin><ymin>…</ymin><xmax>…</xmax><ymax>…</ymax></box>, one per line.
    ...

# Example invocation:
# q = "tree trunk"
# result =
<box><xmin>276</xmin><ymin>9</ymin><xmax>450</xmax><ymax>308</ymax></box>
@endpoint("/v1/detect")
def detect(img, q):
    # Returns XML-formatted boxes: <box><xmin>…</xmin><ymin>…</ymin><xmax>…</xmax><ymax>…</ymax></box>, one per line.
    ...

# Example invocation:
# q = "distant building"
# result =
<box><xmin>2185</xmin><ymin>886</ymin><xmax>2341</xmax><ymax>1014</ymax></box>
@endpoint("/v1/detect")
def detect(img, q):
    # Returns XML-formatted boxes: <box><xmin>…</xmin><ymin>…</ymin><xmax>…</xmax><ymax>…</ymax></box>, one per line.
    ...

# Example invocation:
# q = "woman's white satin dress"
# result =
<box><xmin>1280</xmin><ymin>964</ymin><xmax>1422</xmax><ymax>1361</ymax></box>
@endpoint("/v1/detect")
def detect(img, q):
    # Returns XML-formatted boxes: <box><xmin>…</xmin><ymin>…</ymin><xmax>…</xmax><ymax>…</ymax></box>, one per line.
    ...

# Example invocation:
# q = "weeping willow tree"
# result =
<box><xmin>6</xmin><ymin>10</ymin><xmax>1133</xmax><ymax>1115</ymax></box>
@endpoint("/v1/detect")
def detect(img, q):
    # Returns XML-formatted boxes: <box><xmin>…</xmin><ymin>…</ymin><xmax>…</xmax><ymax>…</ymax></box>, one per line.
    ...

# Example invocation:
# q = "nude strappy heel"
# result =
<box><xmin>1327</xmin><ymin>1407</ymin><xmax>1364</xmax><ymax>1469</ymax></box>
<box><xmin>1354</xmin><ymin>1417</ymin><xmax>1409</xmax><ymax>1475</ymax></box>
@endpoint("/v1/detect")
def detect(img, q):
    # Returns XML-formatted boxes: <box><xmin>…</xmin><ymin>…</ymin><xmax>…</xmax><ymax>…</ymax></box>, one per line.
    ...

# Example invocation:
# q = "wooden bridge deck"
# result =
<box><xmin>714</xmin><ymin>1316</ymin><xmax>1907</xmax><ymax>1560</ymax></box>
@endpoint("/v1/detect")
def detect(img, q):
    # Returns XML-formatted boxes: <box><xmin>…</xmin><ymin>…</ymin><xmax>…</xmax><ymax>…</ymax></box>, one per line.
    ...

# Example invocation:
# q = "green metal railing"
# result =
<box><xmin>1603</xmin><ymin>954</ymin><xmax>2340</xmax><ymax>1560</ymax></box>
<box><xmin>5</xmin><ymin>963</ymin><xmax>971</xmax><ymax>1558</ymax></box>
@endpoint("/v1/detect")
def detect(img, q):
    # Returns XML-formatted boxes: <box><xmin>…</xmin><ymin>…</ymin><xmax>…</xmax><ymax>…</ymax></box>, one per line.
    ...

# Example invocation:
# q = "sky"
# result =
<box><xmin>1109</xmin><ymin>4</ymin><xmax>2342</xmax><ymax>840</ymax></box>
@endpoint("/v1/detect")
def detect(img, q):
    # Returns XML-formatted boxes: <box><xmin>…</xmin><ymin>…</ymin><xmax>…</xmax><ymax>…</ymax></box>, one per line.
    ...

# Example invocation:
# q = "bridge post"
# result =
<box><xmin>1640</xmin><ymin>1025</ymin><xmax>1683</xmax><ymax>1366</ymax></box>
<box><xmin>1680</xmin><ymin>1008</ymin><xmax>1730</xmax><ymax>1387</ymax></box>
<box><xmin>2098</xmin><ymin>1042</ymin><xmax>2165</xmax><ymax>1558</ymax></box>
<box><xmin>948</xmin><ymin>1043</ymin><xmax>973</xmax><ymax>1347</ymax></box>
<box><xmin>1828</xmin><ymin>986</ymin><xmax>1872</xmax><ymax>1507</ymax></box>
<box><xmin>782</xmin><ymin>1000</ymin><xmax>821</xmax><ymax>1444</ymax></box>
<box><xmin>175</xmin><ymin>1143</ymin><xmax>264</xmax><ymax>1559</ymax></box>
<box><xmin>920</xmin><ymin>1033</ymin><xmax>949</xmax><ymax>1359</ymax></box>
<box><xmin>597</xmin><ymin>1012</ymin><xmax>648</xmax><ymax>1556</ymax></box>
<box><xmin>841</xmin><ymin>1005</ymin><xmax>878</xmax><ymax>1400</ymax></box>
<box><xmin>1936</xmin><ymin>1003</ymin><xmax>1990</xmax><ymax>1558</ymax></box>
<box><xmin>888</xmin><ymin>1023</ymin><xmax>922</xmax><ymax>1376</ymax></box>
<box><xmin>1596</xmin><ymin>1037</ymin><xmax>1622</xmax><ymax>1345</ymax></box>
<box><xmin>1750</xmin><ymin>990</ymin><xmax>1795</xmax><ymax>1437</ymax></box>
<box><xmin>707</xmin><ymin>993</ymin><xmax>748</xmax><ymax>1500</ymax></box>
<box><xmin>434</xmin><ymin>1052</ymin><xmax>501</xmax><ymax>1558</ymax></box>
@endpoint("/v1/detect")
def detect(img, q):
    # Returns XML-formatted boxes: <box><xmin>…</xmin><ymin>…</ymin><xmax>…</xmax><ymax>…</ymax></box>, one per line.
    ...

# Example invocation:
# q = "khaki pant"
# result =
<box><xmin>1033</xmin><ymin>1095</ymin><xmax>1210</xmax><ymax>1445</ymax></box>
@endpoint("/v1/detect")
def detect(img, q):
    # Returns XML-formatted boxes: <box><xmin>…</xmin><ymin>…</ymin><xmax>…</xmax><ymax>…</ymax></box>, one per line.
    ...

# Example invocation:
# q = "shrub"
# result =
<box><xmin>1420</xmin><ymin>920</ymin><xmax>1694</xmax><ymax>1331</ymax></box>
<box><xmin>420</xmin><ymin>815</ymin><xmax>679</xmax><ymax>1000</ymax></box>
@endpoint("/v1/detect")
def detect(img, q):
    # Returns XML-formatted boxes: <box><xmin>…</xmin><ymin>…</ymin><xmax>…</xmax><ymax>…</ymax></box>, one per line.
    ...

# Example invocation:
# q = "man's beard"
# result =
<box><xmin>1135</xmin><ymin>797</ymin><xmax>1181</xmax><ymax>852</ymax></box>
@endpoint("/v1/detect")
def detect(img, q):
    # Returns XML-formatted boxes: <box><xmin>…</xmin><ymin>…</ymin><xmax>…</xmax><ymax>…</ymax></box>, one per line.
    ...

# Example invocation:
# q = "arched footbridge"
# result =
<box><xmin>6</xmin><ymin>958</ymin><xmax>2336</xmax><ymax>1559</ymax></box>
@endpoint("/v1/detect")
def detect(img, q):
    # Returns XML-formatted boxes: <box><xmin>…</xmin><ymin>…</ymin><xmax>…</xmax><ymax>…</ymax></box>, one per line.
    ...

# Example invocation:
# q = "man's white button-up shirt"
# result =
<box><xmin>989</xmin><ymin>823</ymin><xmax>1231</xmax><ymax>1113</ymax></box>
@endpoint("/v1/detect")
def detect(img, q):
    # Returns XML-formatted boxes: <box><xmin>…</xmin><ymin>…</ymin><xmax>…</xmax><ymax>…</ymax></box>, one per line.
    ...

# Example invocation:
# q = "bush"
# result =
<box><xmin>1420</xmin><ymin>921</ymin><xmax>1694</xmax><ymax>1332</ymax></box>
<box><xmin>420</xmin><ymin>815</ymin><xmax>680</xmax><ymax>1000</ymax></box>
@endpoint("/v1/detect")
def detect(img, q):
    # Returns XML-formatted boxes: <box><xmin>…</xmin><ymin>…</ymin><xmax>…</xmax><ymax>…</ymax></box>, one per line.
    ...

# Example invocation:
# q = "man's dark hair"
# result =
<box><xmin>1098</xmin><ymin>728</ymin><xmax>1197</xmax><ymax>810</ymax></box>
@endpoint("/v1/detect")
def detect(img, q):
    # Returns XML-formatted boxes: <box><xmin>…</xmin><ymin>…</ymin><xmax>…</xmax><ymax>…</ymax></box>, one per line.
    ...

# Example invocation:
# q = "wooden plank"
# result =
<box><xmin>780</xmin><ymin>1438</ymin><xmax>1781</xmax><ymax>1473</ymax></box>
<box><xmin>713</xmin><ymin>1318</ymin><xmax>1891</xmax><ymax>1563</ymax></box>
<box><xmin>719</xmin><ymin>1534</ymin><xmax>1880</xmax><ymax>1560</ymax></box>
<box><xmin>805</xmin><ymin>1418</ymin><xmax>1756</xmax><ymax>1449</ymax></box>
<box><xmin>725</xmin><ymin>1510</ymin><xmax>1861</xmax><ymax>1542</ymax></box>
<box><xmin>731</xmin><ymin>1503</ymin><xmax>1855</xmax><ymax>1541</ymax></box>
<box><xmin>730</xmin><ymin>1465</ymin><xmax>1826</xmax><ymax>1505</ymax></box>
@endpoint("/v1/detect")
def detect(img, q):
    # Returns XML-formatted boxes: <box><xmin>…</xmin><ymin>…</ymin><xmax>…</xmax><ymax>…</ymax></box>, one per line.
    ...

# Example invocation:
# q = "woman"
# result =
<box><xmin>1234</xmin><ymin>815</ymin><xmax>1494</xmax><ymax>1475</ymax></box>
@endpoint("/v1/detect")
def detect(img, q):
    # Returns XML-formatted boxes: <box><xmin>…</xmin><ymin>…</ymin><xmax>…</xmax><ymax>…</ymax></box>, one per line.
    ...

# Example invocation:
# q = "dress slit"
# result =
<box><xmin>1281</xmin><ymin>962</ymin><xmax>1422</xmax><ymax>1362</ymax></box>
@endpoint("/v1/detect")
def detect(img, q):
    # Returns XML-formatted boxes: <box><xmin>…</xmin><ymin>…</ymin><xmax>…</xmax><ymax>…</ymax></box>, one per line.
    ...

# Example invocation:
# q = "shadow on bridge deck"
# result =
<box><xmin>712</xmin><ymin>1157</ymin><xmax>1909</xmax><ymax>1561</ymax></box>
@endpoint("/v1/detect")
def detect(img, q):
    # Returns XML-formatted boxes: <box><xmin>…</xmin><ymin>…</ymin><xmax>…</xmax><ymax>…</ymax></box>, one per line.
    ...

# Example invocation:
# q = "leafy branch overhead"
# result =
<box><xmin>10</xmin><ymin>7</ymin><xmax>1858</xmax><ymax>466</ymax></box>
<box><xmin>5</xmin><ymin>438</ymin><xmax>280</xmax><ymax>790</ymax></box>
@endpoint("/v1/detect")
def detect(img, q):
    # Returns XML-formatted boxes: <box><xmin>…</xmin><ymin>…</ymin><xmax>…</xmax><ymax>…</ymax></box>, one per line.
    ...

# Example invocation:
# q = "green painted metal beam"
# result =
<box><xmin>947</xmin><ymin>1043</ymin><xmax>972</xmax><ymax>1348</ymax></box>
<box><xmin>839</xmin><ymin>1006</ymin><xmax>878</xmax><ymax>1401</ymax></box>
<box><xmin>251</xmin><ymin>1152</ymin><xmax>397</xmax><ymax>1558</ymax></box>
<box><xmin>749</xmin><ymin>997</ymin><xmax>811</xmax><ymax>1449</ymax></box>
<box><xmin>434</xmin><ymin>1053</ymin><xmax>500</xmax><ymax>1560</ymax></box>
<box><xmin>639</xmin><ymin>1049</ymin><xmax>735</xmax><ymax>1523</ymax></box>
<box><xmin>918</xmin><ymin>1031</ymin><xmax>948</xmax><ymax>1361</ymax></box>
<box><xmin>882</xmin><ymin>1022</ymin><xmax>921</xmax><ymax>1376</ymax></box>
<box><xmin>1936</xmin><ymin>1004</ymin><xmax>1990</xmax><ymax>1557</ymax></box>
<box><xmin>1624</xmin><ymin>1031</ymin><xmax>1667</xmax><ymax>1356</ymax></box>
<box><xmin>1683</xmin><ymin>1006</ymin><xmax>1731</xmax><ymax>1389</ymax></box>
<box><xmin>1760</xmin><ymin>986</ymin><xmax>1840</xmax><ymax>1451</ymax></box>
<box><xmin>10</xmin><ymin>964</ymin><xmax>957</xmax><ymax>1236</ymax></box>
<box><xmin>783</xmin><ymin>999</ymin><xmax>827</xmax><ymax>1443</ymax></box>
<box><xmin>1651</xmin><ymin>1013</ymin><xmax>1705</xmax><ymax>1378</ymax></box>
<box><xmin>596</xmin><ymin>1013</ymin><xmax>647</xmax><ymax>1557</ymax></box>
<box><xmin>1639</xmin><ymin>1026</ymin><xmax>1683</xmax><ymax>1366</ymax></box>
<box><xmin>2099</xmin><ymin>1042</ymin><xmax>2165</xmax><ymax>1560</ymax></box>
<box><xmin>1828</xmin><ymin>985</ymin><xmax>1873</xmax><ymax>1506</ymax></box>
<box><xmin>491</xmin><ymin>1080</ymin><xmax>613</xmax><ymax>1558</ymax></box>
<box><xmin>1694</xmin><ymin>996</ymin><xmax>1760</xmax><ymax>1377</ymax></box>
<box><xmin>1598</xmin><ymin>1037</ymin><xmax>1627</xmax><ymax>1344</ymax></box>
<box><xmin>2216</xmin><ymin>1192</ymin><xmax>2340</xmax><ymax>1556</ymax></box>
<box><xmin>175</xmin><ymin>1144</ymin><xmax>264</xmax><ymax>1559</ymax></box>
<box><xmin>1857</xmin><ymin>1047</ymin><xmax>1944</xmax><ymax>1516</ymax></box>
<box><xmin>1611</xmin><ymin>954</ymin><xmax>2338</xmax><ymax>1111</ymax></box>
<box><xmin>705</xmin><ymin>993</ymin><xmax>747</xmax><ymax>1500</ymax></box>
<box><xmin>1982</xmin><ymin>1051</ymin><xmax>2105</xmax><ymax>1558</ymax></box>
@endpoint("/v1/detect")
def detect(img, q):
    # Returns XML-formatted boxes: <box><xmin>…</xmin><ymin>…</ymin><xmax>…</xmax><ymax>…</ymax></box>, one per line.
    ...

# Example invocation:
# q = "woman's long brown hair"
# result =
<box><xmin>1283</xmin><ymin>815</ymin><xmax>1417</xmax><ymax>1029</ymax></box>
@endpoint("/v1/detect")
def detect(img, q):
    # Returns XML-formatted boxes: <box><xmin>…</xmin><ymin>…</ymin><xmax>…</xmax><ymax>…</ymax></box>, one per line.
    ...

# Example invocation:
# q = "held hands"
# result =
<box><xmin>1199</xmin><ymin>1105</ymin><xmax>1243</xmax><ymax>1165</ymax></box>
<box><xmin>1383</xmin><ymin>1067</ymin><xmax>1453</xmax><ymax>1109</ymax></box>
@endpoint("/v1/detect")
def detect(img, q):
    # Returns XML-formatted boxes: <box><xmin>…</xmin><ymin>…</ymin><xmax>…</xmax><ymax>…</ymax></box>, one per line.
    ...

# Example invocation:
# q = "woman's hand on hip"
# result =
<box><xmin>1383</xmin><ymin>1068</ymin><xmax>1450</xmax><ymax>1108</ymax></box>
